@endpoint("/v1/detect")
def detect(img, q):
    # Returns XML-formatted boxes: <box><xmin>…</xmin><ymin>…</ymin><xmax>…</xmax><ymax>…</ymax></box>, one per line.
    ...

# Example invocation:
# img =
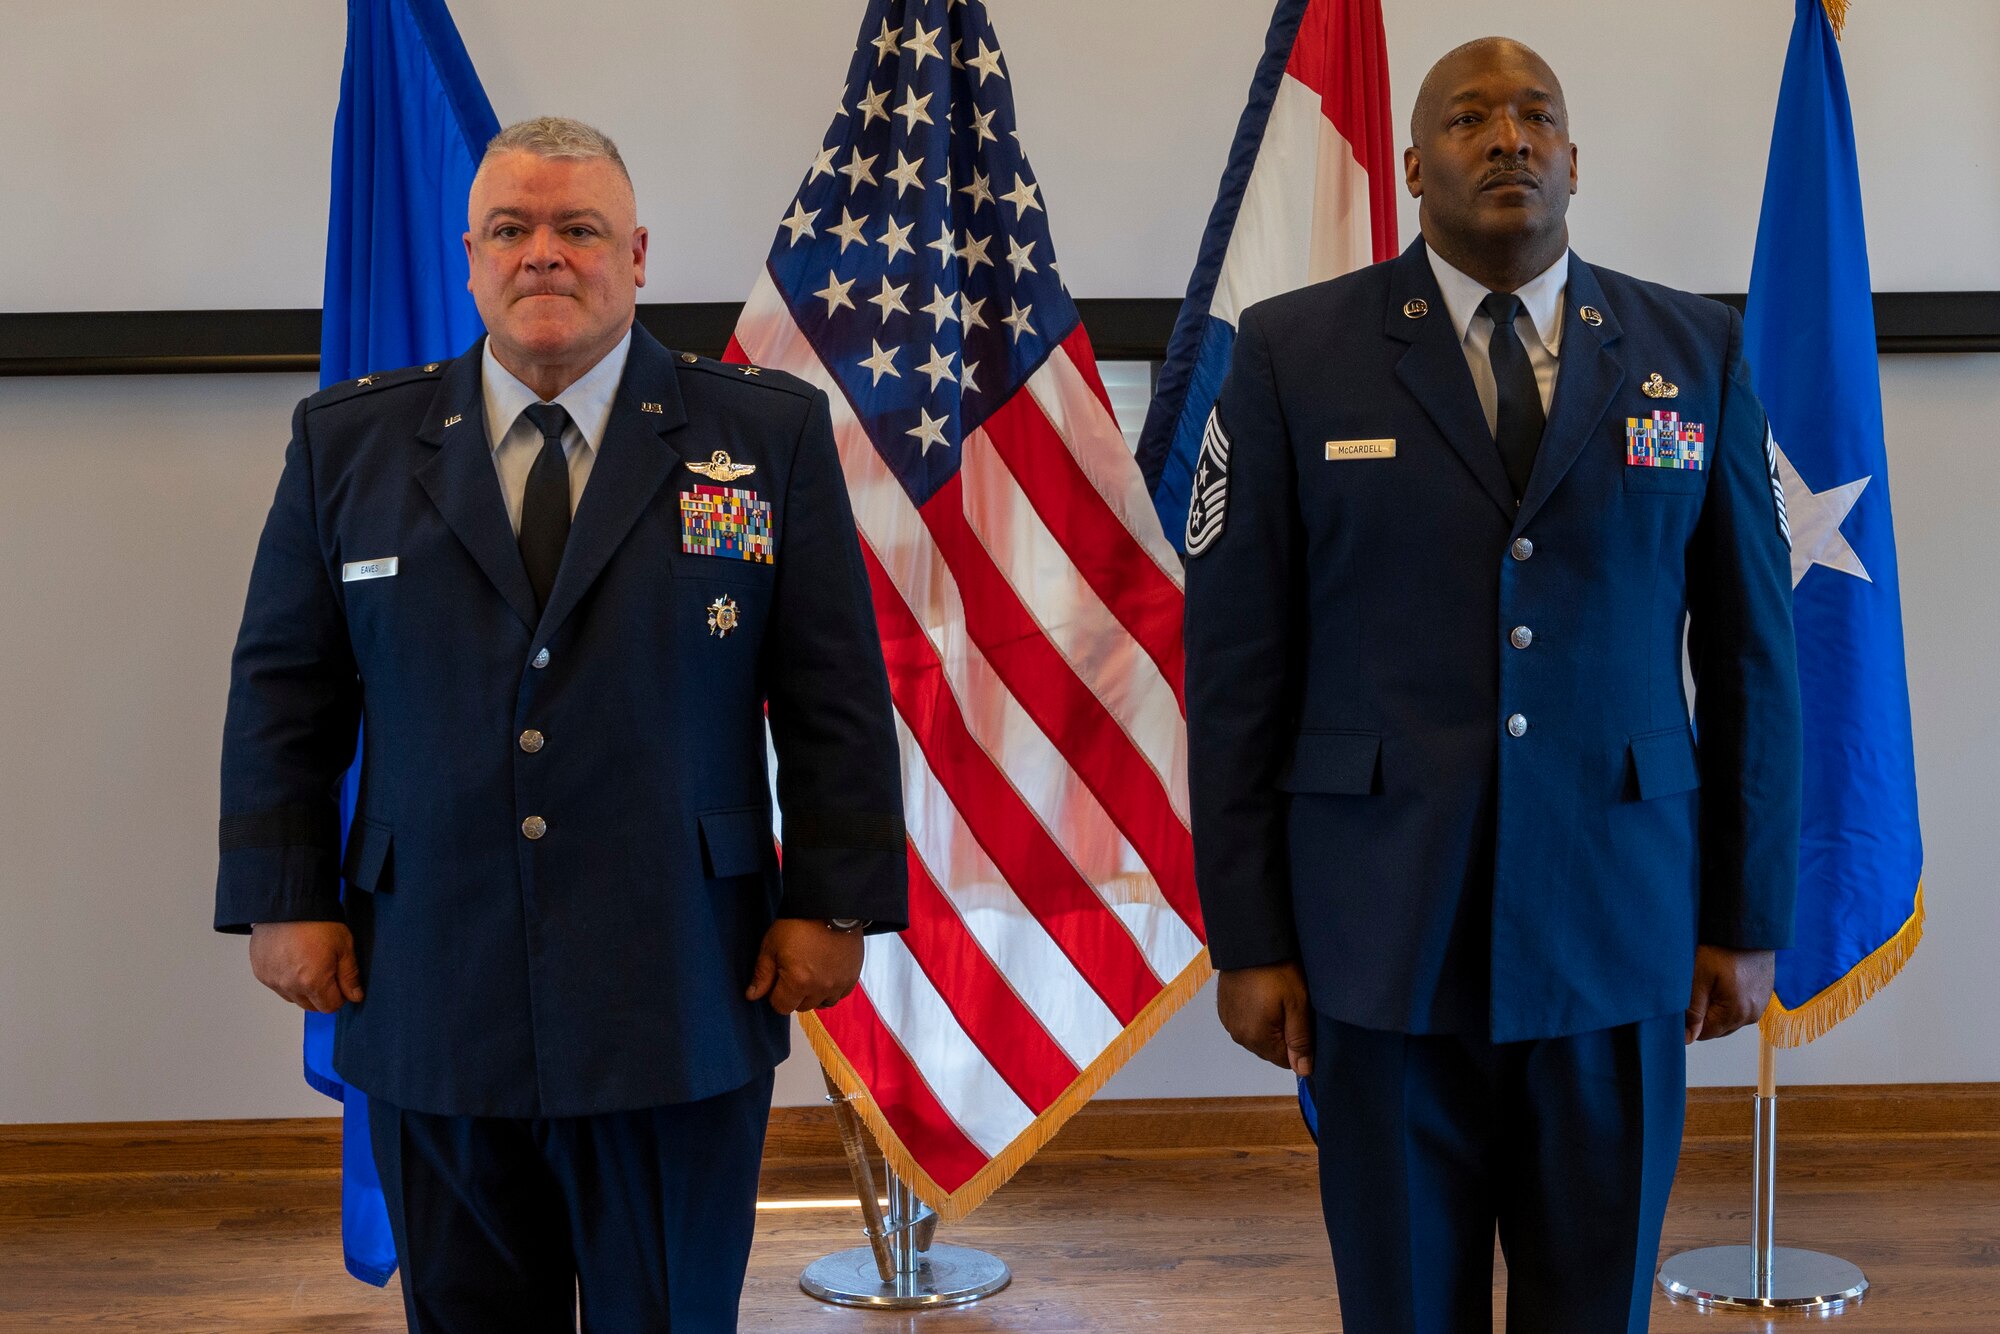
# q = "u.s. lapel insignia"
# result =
<box><xmin>443</xmin><ymin>414</ymin><xmax>463</xmax><ymax>428</ymax></box>
<box><xmin>1579</xmin><ymin>306</ymin><xmax>1604</xmax><ymax>326</ymax></box>
<box><xmin>640</xmin><ymin>401</ymin><xmax>664</xmax><ymax>415</ymax></box>
<box><xmin>707</xmin><ymin>595</ymin><xmax>740</xmax><ymax>638</ymax></box>
<box><xmin>687</xmin><ymin>450</ymin><xmax>757</xmax><ymax>482</ymax></box>
<box><xmin>1641</xmin><ymin>372</ymin><xmax>1679</xmax><ymax>399</ymax></box>
<box><xmin>1402</xmin><ymin>298</ymin><xmax>1429</xmax><ymax>319</ymax></box>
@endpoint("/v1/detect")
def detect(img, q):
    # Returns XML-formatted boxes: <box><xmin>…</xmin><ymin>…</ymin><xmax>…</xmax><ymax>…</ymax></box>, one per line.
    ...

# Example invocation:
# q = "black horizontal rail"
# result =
<box><xmin>3</xmin><ymin>292</ymin><xmax>1995</xmax><ymax>376</ymax></box>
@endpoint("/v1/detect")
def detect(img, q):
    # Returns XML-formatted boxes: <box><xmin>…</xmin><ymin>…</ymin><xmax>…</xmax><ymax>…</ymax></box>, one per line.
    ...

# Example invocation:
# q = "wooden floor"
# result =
<box><xmin>3</xmin><ymin>1101</ymin><xmax>1996</xmax><ymax>1332</ymax></box>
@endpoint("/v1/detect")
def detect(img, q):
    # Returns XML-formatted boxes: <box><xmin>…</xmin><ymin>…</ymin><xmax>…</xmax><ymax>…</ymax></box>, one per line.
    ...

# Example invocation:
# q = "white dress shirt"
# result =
<box><xmin>481</xmin><ymin>328</ymin><xmax>634</xmax><ymax>536</ymax></box>
<box><xmin>1425</xmin><ymin>246</ymin><xmax>1569</xmax><ymax>437</ymax></box>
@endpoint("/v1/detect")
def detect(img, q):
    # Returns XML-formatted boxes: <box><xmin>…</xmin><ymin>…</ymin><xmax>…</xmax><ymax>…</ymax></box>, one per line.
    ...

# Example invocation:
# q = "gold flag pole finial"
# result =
<box><xmin>1822</xmin><ymin>0</ymin><xmax>1850</xmax><ymax>39</ymax></box>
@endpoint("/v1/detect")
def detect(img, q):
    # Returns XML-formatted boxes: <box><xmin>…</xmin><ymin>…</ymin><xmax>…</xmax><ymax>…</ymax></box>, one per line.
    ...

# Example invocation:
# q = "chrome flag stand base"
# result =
<box><xmin>801</xmin><ymin>1072</ymin><xmax>1011</xmax><ymax>1310</ymax></box>
<box><xmin>1658</xmin><ymin>1041</ymin><xmax>1868</xmax><ymax>1313</ymax></box>
<box><xmin>1658</xmin><ymin>1246</ymin><xmax>1867</xmax><ymax>1312</ymax></box>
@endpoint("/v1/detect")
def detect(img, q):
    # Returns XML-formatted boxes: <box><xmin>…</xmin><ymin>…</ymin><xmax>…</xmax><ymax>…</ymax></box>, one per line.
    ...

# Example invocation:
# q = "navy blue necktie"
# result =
<box><xmin>518</xmin><ymin>402</ymin><xmax>572</xmax><ymax>615</ymax></box>
<box><xmin>1481</xmin><ymin>291</ymin><xmax>1545</xmax><ymax>501</ymax></box>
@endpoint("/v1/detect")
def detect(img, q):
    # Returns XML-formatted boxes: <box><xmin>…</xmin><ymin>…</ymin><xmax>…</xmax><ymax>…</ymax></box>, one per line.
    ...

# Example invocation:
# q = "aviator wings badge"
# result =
<box><xmin>687</xmin><ymin>451</ymin><xmax>757</xmax><ymax>482</ymax></box>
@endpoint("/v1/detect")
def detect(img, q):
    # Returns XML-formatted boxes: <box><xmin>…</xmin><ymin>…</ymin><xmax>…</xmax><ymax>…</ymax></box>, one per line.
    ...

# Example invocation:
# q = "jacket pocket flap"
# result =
<box><xmin>1630</xmin><ymin>728</ymin><xmax>1701</xmax><ymax>800</ymax></box>
<box><xmin>1277</xmin><ymin>732</ymin><xmax>1382</xmax><ymax>795</ymax></box>
<box><xmin>699</xmin><ymin>807</ymin><xmax>769</xmax><ymax>879</ymax></box>
<box><xmin>341</xmin><ymin>819</ymin><xmax>393</xmax><ymax>893</ymax></box>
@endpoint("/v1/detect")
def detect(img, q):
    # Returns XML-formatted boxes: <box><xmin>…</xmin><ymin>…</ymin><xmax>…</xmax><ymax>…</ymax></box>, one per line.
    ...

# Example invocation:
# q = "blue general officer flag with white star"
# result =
<box><xmin>1747</xmin><ymin>0</ymin><xmax>1923</xmax><ymax>1045</ymax></box>
<box><xmin>313</xmin><ymin>0</ymin><xmax>499</xmax><ymax>1284</ymax></box>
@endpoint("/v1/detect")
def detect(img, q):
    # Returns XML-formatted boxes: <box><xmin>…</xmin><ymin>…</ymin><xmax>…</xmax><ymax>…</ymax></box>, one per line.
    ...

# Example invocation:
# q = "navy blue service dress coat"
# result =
<box><xmin>1185</xmin><ymin>239</ymin><xmax>1802</xmax><ymax>1043</ymax></box>
<box><xmin>216</xmin><ymin>324</ymin><xmax>908</xmax><ymax>1117</ymax></box>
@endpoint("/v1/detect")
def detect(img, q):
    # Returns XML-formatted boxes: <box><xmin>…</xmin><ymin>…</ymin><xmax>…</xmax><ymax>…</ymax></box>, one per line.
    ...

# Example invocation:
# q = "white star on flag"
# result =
<box><xmin>906</xmin><ymin>406</ymin><xmax>950</xmax><ymax>453</ymax></box>
<box><xmin>858</xmin><ymin>339</ymin><xmax>901</xmax><ymax>385</ymax></box>
<box><xmin>876</xmin><ymin>215</ymin><xmax>917</xmax><ymax>261</ymax></box>
<box><xmin>894</xmin><ymin>88</ymin><xmax>935</xmax><ymax>133</ymax></box>
<box><xmin>920</xmin><ymin>286</ymin><xmax>959</xmax><ymax>328</ymax></box>
<box><xmin>1001</xmin><ymin>174</ymin><xmax>1042</xmax><ymax>217</ymax></box>
<box><xmin>806</xmin><ymin>145</ymin><xmax>838</xmax><ymax>182</ymax></box>
<box><xmin>839</xmin><ymin>149</ymin><xmax>880</xmax><ymax>190</ymax></box>
<box><xmin>965</xmin><ymin>38</ymin><xmax>1005</xmax><ymax>84</ymax></box>
<box><xmin>956</xmin><ymin>230</ymin><xmax>993</xmax><ymax>271</ymax></box>
<box><xmin>959</xmin><ymin>168</ymin><xmax>994</xmax><ymax>213</ymax></box>
<box><xmin>916</xmin><ymin>344</ymin><xmax>957</xmax><ymax>390</ymax></box>
<box><xmin>867</xmin><ymin>276</ymin><xmax>911</xmax><ymax>324</ymax></box>
<box><xmin>1002</xmin><ymin>298</ymin><xmax>1035</xmax><ymax>342</ymax></box>
<box><xmin>856</xmin><ymin>83</ymin><xmax>892</xmax><ymax>128</ymax></box>
<box><xmin>927</xmin><ymin>222</ymin><xmax>957</xmax><ymax>269</ymax></box>
<box><xmin>885</xmin><ymin>151</ymin><xmax>926</xmax><ymax>198</ymax></box>
<box><xmin>1005</xmin><ymin>237</ymin><xmax>1038</xmax><ymax>278</ymax></box>
<box><xmin>1774</xmin><ymin>440</ymin><xmax>1873</xmax><ymax>588</ymax></box>
<box><xmin>869</xmin><ymin>18</ymin><xmax>900</xmax><ymax>64</ymax></box>
<box><xmin>903</xmin><ymin>19</ymin><xmax>943</xmax><ymax>69</ymax></box>
<box><xmin>778</xmin><ymin>200</ymin><xmax>818</xmax><ymax>246</ymax></box>
<box><xmin>828</xmin><ymin>208</ymin><xmax>871</xmax><ymax>252</ymax></box>
<box><xmin>813</xmin><ymin>271</ymin><xmax>857</xmax><ymax>316</ymax></box>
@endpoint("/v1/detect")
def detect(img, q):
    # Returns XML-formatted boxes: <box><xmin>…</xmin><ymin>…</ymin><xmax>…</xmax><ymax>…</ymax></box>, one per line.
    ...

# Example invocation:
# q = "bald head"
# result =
<box><xmin>1402</xmin><ymin>36</ymin><xmax>1576</xmax><ymax>291</ymax></box>
<box><xmin>1410</xmin><ymin>37</ymin><xmax>1566</xmax><ymax>147</ymax></box>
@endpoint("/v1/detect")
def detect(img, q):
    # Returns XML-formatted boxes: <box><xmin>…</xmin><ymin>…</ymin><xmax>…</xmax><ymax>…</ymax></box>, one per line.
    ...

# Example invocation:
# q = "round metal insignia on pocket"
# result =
<box><xmin>707</xmin><ymin>595</ymin><xmax>740</xmax><ymax>638</ymax></box>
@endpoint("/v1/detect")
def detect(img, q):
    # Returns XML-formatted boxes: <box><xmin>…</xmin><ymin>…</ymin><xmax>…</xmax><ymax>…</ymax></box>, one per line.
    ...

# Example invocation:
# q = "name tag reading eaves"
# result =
<box><xmin>1326</xmin><ymin>439</ymin><xmax>1396</xmax><ymax>461</ymax></box>
<box><xmin>342</xmin><ymin>557</ymin><xmax>399</xmax><ymax>582</ymax></box>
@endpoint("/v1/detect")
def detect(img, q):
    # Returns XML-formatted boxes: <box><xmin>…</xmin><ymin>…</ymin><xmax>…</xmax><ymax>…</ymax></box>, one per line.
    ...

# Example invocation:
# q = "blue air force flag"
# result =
<box><xmin>313</xmin><ymin>0</ymin><xmax>499</xmax><ymax>1285</ymax></box>
<box><xmin>1748</xmin><ymin>0</ymin><xmax>1923</xmax><ymax>1045</ymax></box>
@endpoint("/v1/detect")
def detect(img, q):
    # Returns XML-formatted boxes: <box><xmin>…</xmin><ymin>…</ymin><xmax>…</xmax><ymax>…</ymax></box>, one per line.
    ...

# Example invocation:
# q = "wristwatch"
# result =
<box><xmin>826</xmin><ymin>918</ymin><xmax>869</xmax><ymax>933</ymax></box>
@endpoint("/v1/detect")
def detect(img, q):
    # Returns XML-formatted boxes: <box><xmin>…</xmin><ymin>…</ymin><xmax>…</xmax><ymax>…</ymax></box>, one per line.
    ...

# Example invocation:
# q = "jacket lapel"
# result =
<box><xmin>1387</xmin><ymin>239</ymin><xmax>1518</xmax><ymax>520</ymax></box>
<box><xmin>532</xmin><ymin>323</ymin><xmax>689</xmax><ymax>643</ymax></box>
<box><xmin>1514</xmin><ymin>254</ymin><xmax>1625</xmax><ymax>533</ymax></box>
<box><xmin>414</xmin><ymin>341</ymin><xmax>541</xmax><ymax>632</ymax></box>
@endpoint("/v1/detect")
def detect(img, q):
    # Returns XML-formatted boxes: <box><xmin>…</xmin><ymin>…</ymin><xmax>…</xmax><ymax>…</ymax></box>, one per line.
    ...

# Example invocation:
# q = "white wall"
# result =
<box><xmin>3</xmin><ymin>1</ymin><xmax>1996</xmax><ymax>1122</ymax></box>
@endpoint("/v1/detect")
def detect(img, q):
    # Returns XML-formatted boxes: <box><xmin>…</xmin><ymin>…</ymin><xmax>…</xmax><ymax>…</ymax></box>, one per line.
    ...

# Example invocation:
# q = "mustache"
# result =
<box><xmin>1479</xmin><ymin>164</ymin><xmax>1541</xmax><ymax>190</ymax></box>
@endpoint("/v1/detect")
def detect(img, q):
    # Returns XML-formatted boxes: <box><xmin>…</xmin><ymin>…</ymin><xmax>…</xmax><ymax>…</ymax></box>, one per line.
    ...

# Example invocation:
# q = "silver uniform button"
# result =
<box><xmin>1510</xmin><ymin>626</ymin><xmax>1534</xmax><ymax>650</ymax></box>
<box><xmin>1507</xmin><ymin>713</ymin><xmax>1529</xmax><ymax>738</ymax></box>
<box><xmin>1511</xmin><ymin>538</ymin><xmax>1534</xmax><ymax>561</ymax></box>
<box><xmin>519</xmin><ymin>729</ymin><xmax>545</xmax><ymax>753</ymax></box>
<box><xmin>522</xmin><ymin>815</ymin><xmax>547</xmax><ymax>839</ymax></box>
<box><xmin>532</xmin><ymin>648</ymin><xmax>550</xmax><ymax>669</ymax></box>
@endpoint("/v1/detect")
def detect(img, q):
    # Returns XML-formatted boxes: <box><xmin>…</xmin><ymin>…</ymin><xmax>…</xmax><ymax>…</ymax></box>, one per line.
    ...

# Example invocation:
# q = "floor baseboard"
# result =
<box><xmin>5</xmin><ymin>1084</ymin><xmax>1994</xmax><ymax>1178</ymax></box>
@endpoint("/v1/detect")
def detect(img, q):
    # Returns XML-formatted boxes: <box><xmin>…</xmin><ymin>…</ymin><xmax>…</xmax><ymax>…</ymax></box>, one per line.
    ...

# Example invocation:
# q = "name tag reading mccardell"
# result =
<box><xmin>342</xmin><ymin>557</ymin><xmax>399</xmax><ymax>582</ymax></box>
<box><xmin>1326</xmin><ymin>438</ymin><xmax>1396</xmax><ymax>460</ymax></box>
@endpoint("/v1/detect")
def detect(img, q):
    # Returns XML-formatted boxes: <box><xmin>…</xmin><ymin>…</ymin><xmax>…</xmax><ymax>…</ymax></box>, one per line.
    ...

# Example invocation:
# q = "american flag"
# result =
<box><xmin>727</xmin><ymin>0</ymin><xmax>1204</xmax><ymax>1219</ymax></box>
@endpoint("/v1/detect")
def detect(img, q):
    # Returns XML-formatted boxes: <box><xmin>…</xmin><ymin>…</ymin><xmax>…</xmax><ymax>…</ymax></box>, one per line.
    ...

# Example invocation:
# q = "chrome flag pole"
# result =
<box><xmin>801</xmin><ymin>1071</ymin><xmax>1010</xmax><ymax>1309</ymax></box>
<box><xmin>1657</xmin><ymin>1040</ymin><xmax>1868</xmax><ymax>1311</ymax></box>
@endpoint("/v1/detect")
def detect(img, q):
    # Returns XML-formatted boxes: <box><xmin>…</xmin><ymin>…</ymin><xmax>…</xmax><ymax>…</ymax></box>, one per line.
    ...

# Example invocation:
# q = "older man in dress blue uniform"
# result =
<box><xmin>1184</xmin><ymin>40</ymin><xmax>1802</xmax><ymax>1332</ymax></box>
<box><xmin>215</xmin><ymin>118</ymin><xmax>907</xmax><ymax>1332</ymax></box>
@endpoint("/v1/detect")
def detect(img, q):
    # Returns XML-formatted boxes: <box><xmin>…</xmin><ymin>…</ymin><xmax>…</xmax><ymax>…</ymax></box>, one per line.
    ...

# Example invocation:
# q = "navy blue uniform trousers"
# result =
<box><xmin>368</xmin><ymin>1071</ymin><xmax>774</xmax><ymax>1333</ymax></box>
<box><xmin>1311</xmin><ymin>1013</ymin><xmax>1684</xmax><ymax>1333</ymax></box>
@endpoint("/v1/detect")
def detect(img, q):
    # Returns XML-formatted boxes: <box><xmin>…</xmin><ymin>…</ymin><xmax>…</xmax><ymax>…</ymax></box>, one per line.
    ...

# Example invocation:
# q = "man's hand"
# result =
<box><xmin>249</xmin><ymin>921</ymin><xmax>363</xmax><ymax>1013</ymax></box>
<box><xmin>1217</xmin><ymin>962</ymin><xmax>1315</xmax><ymax>1078</ymax></box>
<box><xmin>1685</xmin><ymin>944</ymin><xmax>1775</xmax><ymax>1044</ymax></box>
<box><xmin>746</xmin><ymin>919</ymin><xmax>864</xmax><ymax>1015</ymax></box>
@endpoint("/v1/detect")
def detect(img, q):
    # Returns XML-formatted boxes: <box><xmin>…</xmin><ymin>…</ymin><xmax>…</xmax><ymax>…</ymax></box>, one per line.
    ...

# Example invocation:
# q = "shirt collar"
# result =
<box><xmin>481</xmin><ymin>326</ymin><xmax>635</xmax><ymax>453</ymax></box>
<box><xmin>1425</xmin><ymin>245</ymin><xmax>1570</xmax><ymax>356</ymax></box>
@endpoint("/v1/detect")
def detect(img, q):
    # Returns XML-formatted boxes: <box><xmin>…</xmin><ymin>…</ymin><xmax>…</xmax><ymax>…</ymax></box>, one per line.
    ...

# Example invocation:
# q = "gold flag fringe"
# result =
<box><xmin>801</xmin><ymin>949</ymin><xmax>1215</xmax><ymax>1224</ymax></box>
<box><xmin>1759</xmin><ymin>881</ymin><xmax>1924</xmax><ymax>1047</ymax></box>
<box><xmin>1822</xmin><ymin>0</ymin><xmax>1850</xmax><ymax>39</ymax></box>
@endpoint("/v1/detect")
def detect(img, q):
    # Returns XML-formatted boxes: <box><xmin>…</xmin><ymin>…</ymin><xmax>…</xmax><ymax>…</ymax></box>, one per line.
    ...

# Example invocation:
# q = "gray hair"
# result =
<box><xmin>480</xmin><ymin>116</ymin><xmax>632</xmax><ymax>190</ymax></box>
